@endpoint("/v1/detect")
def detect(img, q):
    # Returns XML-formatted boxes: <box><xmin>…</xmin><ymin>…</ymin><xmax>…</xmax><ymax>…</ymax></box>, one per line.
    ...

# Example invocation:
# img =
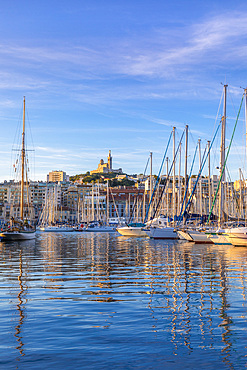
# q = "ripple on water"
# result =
<box><xmin>0</xmin><ymin>233</ymin><xmax>247</xmax><ymax>369</ymax></box>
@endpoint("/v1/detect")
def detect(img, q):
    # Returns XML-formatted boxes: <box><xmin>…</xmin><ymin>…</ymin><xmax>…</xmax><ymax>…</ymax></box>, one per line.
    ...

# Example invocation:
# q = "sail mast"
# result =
<box><xmin>198</xmin><ymin>139</ymin><xmax>202</xmax><ymax>218</ymax></box>
<box><xmin>245</xmin><ymin>88</ymin><xmax>247</xmax><ymax>169</ymax></box>
<box><xmin>184</xmin><ymin>125</ymin><xmax>188</xmax><ymax>211</ymax></box>
<box><xmin>219</xmin><ymin>84</ymin><xmax>227</xmax><ymax>226</ymax></box>
<box><xmin>20</xmin><ymin>97</ymin><xmax>25</xmax><ymax>221</ymax></box>
<box><xmin>172</xmin><ymin>127</ymin><xmax>176</xmax><ymax>222</ymax></box>
<box><xmin>149</xmin><ymin>152</ymin><xmax>153</xmax><ymax>219</ymax></box>
<box><xmin>207</xmin><ymin>140</ymin><xmax>211</xmax><ymax>219</ymax></box>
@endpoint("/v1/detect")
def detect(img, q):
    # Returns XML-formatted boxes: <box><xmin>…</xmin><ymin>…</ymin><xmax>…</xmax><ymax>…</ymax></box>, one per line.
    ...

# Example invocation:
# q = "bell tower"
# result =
<box><xmin>107</xmin><ymin>150</ymin><xmax>112</xmax><ymax>170</ymax></box>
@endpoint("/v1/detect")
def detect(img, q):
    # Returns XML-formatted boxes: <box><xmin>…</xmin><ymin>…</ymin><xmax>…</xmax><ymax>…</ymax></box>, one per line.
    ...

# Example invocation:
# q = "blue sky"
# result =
<box><xmin>0</xmin><ymin>0</ymin><xmax>247</xmax><ymax>181</ymax></box>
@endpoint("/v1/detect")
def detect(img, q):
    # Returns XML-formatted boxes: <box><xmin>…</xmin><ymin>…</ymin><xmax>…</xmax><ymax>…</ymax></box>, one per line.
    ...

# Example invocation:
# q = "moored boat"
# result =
<box><xmin>39</xmin><ymin>225</ymin><xmax>75</xmax><ymax>232</ymax></box>
<box><xmin>177</xmin><ymin>228</ymin><xmax>212</xmax><ymax>243</ymax></box>
<box><xmin>117</xmin><ymin>223</ymin><xmax>147</xmax><ymax>237</ymax></box>
<box><xmin>85</xmin><ymin>221</ymin><xmax>116</xmax><ymax>232</ymax></box>
<box><xmin>144</xmin><ymin>226</ymin><xmax>178</xmax><ymax>239</ymax></box>
<box><xmin>0</xmin><ymin>98</ymin><xmax>36</xmax><ymax>241</ymax></box>
<box><xmin>223</xmin><ymin>227</ymin><xmax>247</xmax><ymax>246</ymax></box>
<box><xmin>206</xmin><ymin>229</ymin><xmax>231</xmax><ymax>245</ymax></box>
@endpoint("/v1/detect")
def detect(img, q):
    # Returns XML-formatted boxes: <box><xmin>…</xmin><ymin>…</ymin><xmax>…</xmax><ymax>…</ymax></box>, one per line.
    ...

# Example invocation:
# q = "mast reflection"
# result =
<box><xmin>36</xmin><ymin>233</ymin><xmax>247</xmax><ymax>363</ymax></box>
<box><xmin>15</xmin><ymin>249</ymin><xmax>25</xmax><ymax>358</ymax></box>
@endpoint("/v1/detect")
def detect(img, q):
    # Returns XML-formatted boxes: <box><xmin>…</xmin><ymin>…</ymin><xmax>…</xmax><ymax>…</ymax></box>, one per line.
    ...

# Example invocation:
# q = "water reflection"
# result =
<box><xmin>15</xmin><ymin>250</ymin><xmax>25</xmax><ymax>358</ymax></box>
<box><xmin>0</xmin><ymin>234</ymin><xmax>247</xmax><ymax>368</ymax></box>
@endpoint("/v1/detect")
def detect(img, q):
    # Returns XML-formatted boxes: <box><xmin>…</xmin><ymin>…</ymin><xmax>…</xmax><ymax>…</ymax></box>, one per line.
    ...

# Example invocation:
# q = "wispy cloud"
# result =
<box><xmin>36</xmin><ymin>146</ymin><xmax>69</xmax><ymax>153</ymax></box>
<box><xmin>0</xmin><ymin>8</ymin><xmax>246</xmax><ymax>181</ymax></box>
<box><xmin>0</xmin><ymin>12</ymin><xmax>246</xmax><ymax>86</ymax></box>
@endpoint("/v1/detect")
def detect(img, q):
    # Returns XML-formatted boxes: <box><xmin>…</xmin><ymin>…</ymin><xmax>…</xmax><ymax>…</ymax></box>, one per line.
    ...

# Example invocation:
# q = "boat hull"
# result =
<box><xmin>177</xmin><ymin>229</ymin><xmax>211</xmax><ymax>243</ymax></box>
<box><xmin>39</xmin><ymin>226</ymin><xmax>75</xmax><ymax>232</ymax></box>
<box><xmin>206</xmin><ymin>233</ymin><xmax>231</xmax><ymax>245</ymax></box>
<box><xmin>144</xmin><ymin>227</ymin><xmax>178</xmax><ymax>239</ymax></box>
<box><xmin>85</xmin><ymin>227</ymin><xmax>116</xmax><ymax>232</ymax></box>
<box><xmin>0</xmin><ymin>230</ymin><xmax>36</xmax><ymax>240</ymax></box>
<box><xmin>177</xmin><ymin>230</ymin><xmax>194</xmax><ymax>241</ymax></box>
<box><xmin>224</xmin><ymin>227</ymin><xmax>247</xmax><ymax>246</ymax></box>
<box><xmin>224</xmin><ymin>235</ymin><xmax>247</xmax><ymax>246</ymax></box>
<box><xmin>117</xmin><ymin>227</ymin><xmax>147</xmax><ymax>237</ymax></box>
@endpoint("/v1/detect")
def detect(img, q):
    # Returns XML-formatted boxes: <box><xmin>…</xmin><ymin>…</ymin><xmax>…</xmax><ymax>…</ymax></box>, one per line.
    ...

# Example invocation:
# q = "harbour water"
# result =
<box><xmin>1</xmin><ymin>232</ymin><xmax>247</xmax><ymax>369</ymax></box>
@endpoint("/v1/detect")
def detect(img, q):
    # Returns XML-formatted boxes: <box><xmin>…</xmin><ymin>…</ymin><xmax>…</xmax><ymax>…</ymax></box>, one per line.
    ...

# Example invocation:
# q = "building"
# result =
<box><xmin>90</xmin><ymin>150</ymin><xmax>122</xmax><ymax>175</ymax></box>
<box><xmin>47</xmin><ymin>170</ymin><xmax>69</xmax><ymax>183</ymax></box>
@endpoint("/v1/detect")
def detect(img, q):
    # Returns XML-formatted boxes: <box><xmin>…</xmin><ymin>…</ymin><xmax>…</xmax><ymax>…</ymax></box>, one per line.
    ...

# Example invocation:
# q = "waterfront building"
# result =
<box><xmin>47</xmin><ymin>170</ymin><xmax>69</xmax><ymax>183</ymax></box>
<box><xmin>0</xmin><ymin>171</ymin><xmax>244</xmax><ymax>226</ymax></box>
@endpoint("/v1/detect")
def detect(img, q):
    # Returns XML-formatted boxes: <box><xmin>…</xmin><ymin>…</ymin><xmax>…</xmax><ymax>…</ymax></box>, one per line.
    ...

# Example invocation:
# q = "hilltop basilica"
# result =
<box><xmin>90</xmin><ymin>150</ymin><xmax>122</xmax><ymax>175</ymax></box>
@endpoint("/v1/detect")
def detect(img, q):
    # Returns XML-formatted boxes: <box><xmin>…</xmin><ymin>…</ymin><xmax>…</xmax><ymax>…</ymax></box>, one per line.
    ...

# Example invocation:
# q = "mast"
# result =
<box><xmin>245</xmin><ymin>88</ymin><xmax>247</xmax><ymax>167</ymax></box>
<box><xmin>239</xmin><ymin>168</ymin><xmax>242</xmax><ymax>219</ymax></box>
<box><xmin>166</xmin><ymin>157</ymin><xmax>169</xmax><ymax>220</ymax></box>
<box><xmin>198</xmin><ymin>139</ymin><xmax>202</xmax><ymax>217</ymax></box>
<box><xmin>107</xmin><ymin>180</ymin><xmax>109</xmax><ymax>225</ymax></box>
<box><xmin>184</xmin><ymin>125</ymin><xmax>188</xmax><ymax>211</ymax></box>
<box><xmin>208</xmin><ymin>141</ymin><xmax>211</xmax><ymax>218</ymax></box>
<box><xmin>172</xmin><ymin>127</ymin><xmax>176</xmax><ymax>222</ymax></box>
<box><xmin>143</xmin><ymin>181</ymin><xmax>146</xmax><ymax>223</ymax></box>
<box><xmin>178</xmin><ymin>142</ymin><xmax>181</xmax><ymax>214</ymax></box>
<box><xmin>149</xmin><ymin>152</ymin><xmax>153</xmax><ymax>219</ymax></box>
<box><xmin>245</xmin><ymin>88</ymin><xmax>247</xmax><ymax>223</ymax></box>
<box><xmin>20</xmin><ymin>97</ymin><xmax>25</xmax><ymax>221</ymax></box>
<box><xmin>91</xmin><ymin>184</ymin><xmax>94</xmax><ymax>221</ymax></box>
<box><xmin>219</xmin><ymin>84</ymin><xmax>227</xmax><ymax>225</ymax></box>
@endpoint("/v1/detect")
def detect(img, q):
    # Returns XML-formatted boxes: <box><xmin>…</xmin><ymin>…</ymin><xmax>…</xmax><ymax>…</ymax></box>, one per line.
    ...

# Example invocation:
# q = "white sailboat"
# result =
<box><xmin>117</xmin><ymin>222</ymin><xmax>148</xmax><ymax>237</ymax></box>
<box><xmin>84</xmin><ymin>220</ymin><xmax>116</xmax><ymax>232</ymax></box>
<box><xmin>206</xmin><ymin>87</ymin><xmax>247</xmax><ymax>246</ymax></box>
<box><xmin>144</xmin><ymin>128</ymin><xmax>180</xmax><ymax>240</ymax></box>
<box><xmin>39</xmin><ymin>225</ymin><xmax>75</xmax><ymax>232</ymax></box>
<box><xmin>116</xmin><ymin>153</ymin><xmax>152</xmax><ymax>237</ymax></box>
<box><xmin>0</xmin><ymin>97</ymin><xmax>36</xmax><ymax>241</ymax></box>
<box><xmin>177</xmin><ymin>85</ymin><xmax>229</xmax><ymax>244</ymax></box>
<box><xmin>177</xmin><ymin>228</ymin><xmax>212</xmax><ymax>243</ymax></box>
<box><xmin>83</xmin><ymin>182</ymin><xmax>116</xmax><ymax>232</ymax></box>
<box><xmin>223</xmin><ymin>227</ymin><xmax>247</xmax><ymax>246</ymax></box>
<box><xmin>144</xmin><ymin>215</ymin><xmax>178</xmax><ymax>239</ymax></box>
<box><xmin>206</xmin><ymin>228</ymin><xmax>231</xmax><ymax>245</ymax></box>
<box><xmin>38</xmin><ymin>186</ymin><xmax>75</xmax><ymax>232</ymax></box>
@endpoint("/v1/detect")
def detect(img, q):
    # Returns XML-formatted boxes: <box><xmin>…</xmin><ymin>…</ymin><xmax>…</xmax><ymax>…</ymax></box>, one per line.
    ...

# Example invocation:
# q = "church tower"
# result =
<box><xmin>107</xmin><ymin>150</ymin><xmax>112</xmax><ymax>170</ymax></box>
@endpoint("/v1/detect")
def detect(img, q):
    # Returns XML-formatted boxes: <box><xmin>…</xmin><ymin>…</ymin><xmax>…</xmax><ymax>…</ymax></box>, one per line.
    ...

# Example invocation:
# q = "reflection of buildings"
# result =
<box><xmin>2</xmin><ymin>234</ymin><xmax>247</xmax><ymax>366</ymax></box>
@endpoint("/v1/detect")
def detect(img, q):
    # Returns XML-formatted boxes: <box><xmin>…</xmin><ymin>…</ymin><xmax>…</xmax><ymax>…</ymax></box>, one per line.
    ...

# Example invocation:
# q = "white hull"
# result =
<box><xmin>39</xmin><ymin>226</ymin><xmax>74</xmax><ymax>232</ymax></box>
<box><xmin>117</xmin><ymin>226</ymin><xmax>148</xmax><ymax>237</ymax></box>
<box><xmin>145</xmin><ymin>227</ymin><xmax>178</xmax><ymax>239</ymax></box>
<box><xmin>206</xmin><ymin>233</ymin><xmax>231</xmax><ymax>245</ymax></box>
<box><xmin>224</xmin><ymin>234</ymin><xmax>247</xmax><ymax>246</ymax></box>
<box><xmin>0</xmin><ymin>230</ymin><xmax>36</xmax><ymax>240</ymax></box>
<box><xmin>177</xmin><ymin>230</ymin><xmax>194</xmax><ymax>241</ymax></box>
<box><xmin>177</xmin><ymin>229</ymin><xmax>211</xmax><ymax>243</ymax></box>
<box><xmin>85</xmin><ymin>226</ymin><xmax>116</xmax><ymax>232</ymax></box>
<box><xmin>224</xmin><ymin>227</ymin><xmax>247</xmax><ymax>246</ymax></box>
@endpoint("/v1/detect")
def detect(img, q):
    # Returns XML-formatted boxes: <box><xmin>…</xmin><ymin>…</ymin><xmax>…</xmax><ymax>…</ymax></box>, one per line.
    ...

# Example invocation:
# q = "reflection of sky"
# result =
<box><xmin>0</xmin><ymin>235</ymin><xmax>247</xmax><ymax>368</ymax></box>
<box><xmin>1</xmin><ymin>2</ymin><xmax>247</xmax><ymax>180</ymax></box>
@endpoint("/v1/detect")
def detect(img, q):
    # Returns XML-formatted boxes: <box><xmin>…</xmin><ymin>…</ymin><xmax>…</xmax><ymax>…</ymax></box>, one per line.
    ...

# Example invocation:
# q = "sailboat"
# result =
<box><xmin>221</xmin><ymin>88</ymin><xmax>247</xmax><ymax>247</ymax></box>
<box><xmin>83</xmin><ymin>181</ymin><xmax>116</xmax><ymax>232</ymax></box>
<box><xmin>38</xmin><ymin>185</ymin><xmax>74</xmax><ymax>232</ymax></box>
<box><xmin>0</xmin><ymin>97</ymin><xmax>36</xmax><ymax>241</ymax></box>
<box><xmin>116</xmin><ymin>153</ymin><xmax>153</xmax><ymax>237</ymax></box>
<box><xmin>177</xmin><ymin>85</ymin><xmax>232</xmax><ymax>244</ymax></box>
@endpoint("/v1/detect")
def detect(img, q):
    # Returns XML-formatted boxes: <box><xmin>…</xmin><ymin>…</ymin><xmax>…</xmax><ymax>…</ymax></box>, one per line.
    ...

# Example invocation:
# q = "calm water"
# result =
<box><xmin>1</xmin><ymin>232</ymin><xmax>247</xmax><ymax>369</ymax></box>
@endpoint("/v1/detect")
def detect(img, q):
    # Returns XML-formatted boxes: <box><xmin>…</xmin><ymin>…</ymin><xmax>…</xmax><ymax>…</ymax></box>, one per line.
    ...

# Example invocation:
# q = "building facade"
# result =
<box><xmin>47</xmin><ymin>170</ymin><xmax>69</xmax><ymax>182</ymax></box>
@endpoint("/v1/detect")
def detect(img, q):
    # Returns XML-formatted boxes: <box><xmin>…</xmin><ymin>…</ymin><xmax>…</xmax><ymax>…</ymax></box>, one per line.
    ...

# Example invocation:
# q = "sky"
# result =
<box><xmin>0</xmin><ymin>0</ymin><xmax>247</xmax><ymax>182</ymax></box>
